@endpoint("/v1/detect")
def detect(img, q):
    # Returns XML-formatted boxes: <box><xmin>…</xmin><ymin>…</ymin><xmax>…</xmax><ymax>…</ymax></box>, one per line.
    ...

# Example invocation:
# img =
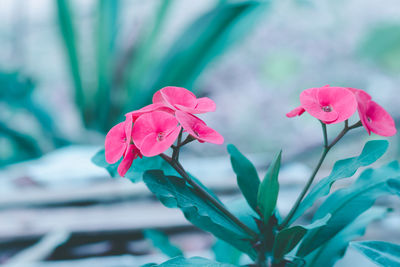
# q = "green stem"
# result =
<box><xmin>172</xmin><ymin>129</ymin><xmax>183</xmax><ymax>161</ymax></box>
<box><xmin>159</xmin><ymin>153</ymin><xmax>258</xmax><ymax>240</ymax></box>
<box><xmin>279</xmin><ymin>120</ymin><xmax>362</xmax><ymax>229</ymax></box>
<box><xmin>279</xmin><ymin>146</ymin><xmax>329</xmax><ymax>230</ymax></box>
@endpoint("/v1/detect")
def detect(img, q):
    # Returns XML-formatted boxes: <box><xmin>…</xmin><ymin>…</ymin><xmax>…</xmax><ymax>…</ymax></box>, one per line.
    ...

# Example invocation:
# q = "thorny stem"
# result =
<box><xmin>159</xmin><ymin>152</ymin><xmax>258</xmax><ymax>240</ymax></box>
<box><xmin>279</xmin><ymin>120</ymin><xmax>363</xmax><ymax>229</ymax></box>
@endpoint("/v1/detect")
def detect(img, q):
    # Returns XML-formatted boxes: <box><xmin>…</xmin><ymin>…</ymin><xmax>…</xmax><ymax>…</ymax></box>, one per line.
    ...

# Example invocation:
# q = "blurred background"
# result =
<box><xmin>0</xmin><ymin>0</ymin><xmax>399</xmax><ymax>266</ymax></box>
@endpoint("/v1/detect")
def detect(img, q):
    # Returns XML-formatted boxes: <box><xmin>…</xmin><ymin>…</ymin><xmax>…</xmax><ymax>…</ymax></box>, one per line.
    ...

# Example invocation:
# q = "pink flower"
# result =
<box><xmin>153</xmin><ymin>86</ymin><xmax>216</xmax><ymax>114</ymax></box>
<box><xmin>348</xmin><ymin>88</ymin><xmax>397</xmax><ymax>137</ymax></box>
<box><xmin>287</xmin><ymin>86</ymin><xmax>357</xmax><ymax>124</ymax></box>
<box><xmin>175</xmin><ymin>111</ymin><xmax>224</xmax><ymax>144</ymax></box>
<box><xmin>286</xmin><ymin>106</ymin><xmax>305</xmax><ymax>118</ymax></box>
<box><xmin>132</xmin><ymin>111</ymin><xmax>182</xmax><ymax>157</ymax></box>
<box><xmin>105</xmin><ymin>115</ymin><xmax>141</xmax><ymax>176</ymax></box>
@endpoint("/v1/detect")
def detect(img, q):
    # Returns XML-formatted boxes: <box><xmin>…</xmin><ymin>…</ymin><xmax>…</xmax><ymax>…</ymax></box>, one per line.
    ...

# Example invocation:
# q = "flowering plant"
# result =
<box><xmin>93</xmin><ymin>85</ymin><xmax>399</xmax><ymax>267</ymax></box>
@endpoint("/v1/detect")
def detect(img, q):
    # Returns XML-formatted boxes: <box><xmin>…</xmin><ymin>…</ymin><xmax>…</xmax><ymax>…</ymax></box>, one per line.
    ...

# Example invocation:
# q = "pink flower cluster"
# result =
<box><xmin>287</xmin><ymin>85</ymin><xmax>397</xmax><ymax>137</ymax></box>
<box><xmin>105</xmin><ymin>86</ymin><xmax>224</xmax><ymax>176</ymax></box>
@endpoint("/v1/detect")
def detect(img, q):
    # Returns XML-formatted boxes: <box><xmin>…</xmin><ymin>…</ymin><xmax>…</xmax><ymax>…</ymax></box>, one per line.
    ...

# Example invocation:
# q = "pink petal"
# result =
<box><xmin>317</xmin><ymin>86</ymin><xmax>357</xmax><ymax>124</ymax></box>
<box><xmin>347</xmin><ymin>88</ymin><xmax>373</xmax><ymax>134</ymax></box>
<box><xmin>160</xmin><ymin>86</ymin><xmax>197</xmax><ymax>110</ymax></box>
<box><xmin>125</xmin><ymin>103</ymin><xmax>173</xmax><ymax>122</ymax></box>
<box><xmin>117</xmin><ymin>144</ymin><xmax>140</xmax><ymax>176</ymax></box>
<box><xmin>124</xmin><ymin>113</ymin><xmax>133</xmax><ymax>140</ymax></box>
<box><xmin>132</xmin><ymin>111</ymin><xmax>180</xmax><ymax>150</ymax></box>
<box><xmin>152</xmin><ymin>90</ymin><xmax>164</xmax><ymax>103</ymax></box>
<box><xmin>176</xmin><ymin>97</ymin><xmax>216</xmax><ymax>114</ymax></box>
<box><xmin>364</xmin><ymin>101</ymin><xmax>397</xmax><ymax>137</ymax></box>
<box><xmin>348</xmin><ymin>88</ymin><xmax>371</xmax><ymax>110</ymax></box>
<box><xmin>175</xmin><ymin>111</ymin><xmax>224</xmax><ymax>144</ymax></box>
<box><xmin>195</xmin><ymin>97</ymin><xmax>216</xmax><ymax>113</ymax></box>
<box><xmin>139</xmin><ymin>126</ymin><xmax>182</xmax><ymax>157</ymax></box>
<box><xmin>300</xmin><ymin>87</ymin><xmax>339</xmax><ymax>122</ymax></box>
<box><xmin>286</xmin><ymin>106</ymin><xmax>305</xmax><ymax>118</ymax></box>
<box><xmin>105</xmin><ymin>122</ymin><xmax>128</xmax><ymax>164</ymax></box>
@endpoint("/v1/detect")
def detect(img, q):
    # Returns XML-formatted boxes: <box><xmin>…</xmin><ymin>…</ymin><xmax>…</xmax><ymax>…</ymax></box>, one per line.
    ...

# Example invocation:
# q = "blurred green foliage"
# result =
<box><xmin>0</xmin><ymin>0</ymin><xmax>269</xmax><ymax>166</ymax></box>
<box><xmin>0</xmin><ymin>72</ymin><xmax>69</xmax><ymax>166</ymax></box>
<box><xmin>56</xmin><ymin>0</ymin><xmax>270</xmax><ymax>132</ymax></box>
<box><xmin>359</xmin><ymin>23</ymin><xmax>400</xmax><ymax>72</ymax></box>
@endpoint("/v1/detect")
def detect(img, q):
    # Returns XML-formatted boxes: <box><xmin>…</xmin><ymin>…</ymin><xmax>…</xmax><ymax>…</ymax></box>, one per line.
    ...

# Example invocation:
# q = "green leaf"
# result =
<box><xmin>126</xmin><ymin>1</ymin><xmax>269</xmax><ymax>110</ymax></box>
<box><xmin>291</xmin><ymin>140</ymin><xmax>388</xmax><ymax>225</ymax></box>
<box><xmin>297</xmin><ymin>161</ymin><xmax>400</xmax><ymax>257</ymax></box>
<box><xmin>56</xmin><ymin>0</ymin><xmax>86</xmax><ymax>123</ymax></box>
<box><xmin>227</xmin><ymin>198</ymin><xmax>259</xmax><ymax>233</ymax></box>
<box><xmin>213</xmin><ymin>239</ymin><xmax>242</xmax><ymax>265</ymax></box>
<box><xmin>227</xmin><ymin>144</ymin><xmax>260</xmax><ymax>212</ymax></box>
<box><xmin>257</xmin><ymin>150</ymin><xmax>282</xmax><ymax>220</ymax></box>
<box><xmin>351</xmin><ymin>241</ymin><xmax>400</xmax><ymax>267</ymax></box>
<box><xmin>305</xmin><ymin>207</ymin><xmax>388</xmax><ymax>267</ymax></box>
<box><xmin>144</xmin><ymin>229</ymin><xmax>183</xmax><ymax>258</ymax></box>
<box><xmin>143</xmin><ymin>170</ymin><xmax>257</xmax><ymax>259</ymax></box>
<box><xmin>152</xmin><ymin>256</ymin><xmax>237</xmax><ymax>266</ymax></box>
<box><xmin>95</xmin><ymin>0</ymin><xmax>119</xmax><ymax>131</ymax></box>
<box><xmin>91</xmin><ymin>149</ymin><xmax>178</xmax><ymax>182</ymax></box>
<box><xmin>273</xmin><ymin>214</ymin><xmax>331</xmax><ymax>261</ymax></box>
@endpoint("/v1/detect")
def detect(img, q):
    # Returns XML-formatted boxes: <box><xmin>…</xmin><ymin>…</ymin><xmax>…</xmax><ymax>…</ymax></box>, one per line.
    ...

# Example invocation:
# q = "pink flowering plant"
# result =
<box><xmin>93</xmin><ymin>86</ymin><xmax>399</xmax><ymax>267</ymax></box>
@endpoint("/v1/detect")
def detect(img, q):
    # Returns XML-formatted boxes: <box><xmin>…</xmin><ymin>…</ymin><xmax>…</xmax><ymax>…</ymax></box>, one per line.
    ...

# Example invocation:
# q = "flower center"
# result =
<box><xmin>322</xmin><ymin>105</ymin><xmax>332</xmax><ymax>112</ymax></box>
<box><xmin>157</xmin><ymin>132</ymin><xmax>165</xmax><ymax>142</ymax></box>
<box><xmin>367</xmin><ymin>117</ymin><xmax>372</xmax><ymax>122</ymax></box>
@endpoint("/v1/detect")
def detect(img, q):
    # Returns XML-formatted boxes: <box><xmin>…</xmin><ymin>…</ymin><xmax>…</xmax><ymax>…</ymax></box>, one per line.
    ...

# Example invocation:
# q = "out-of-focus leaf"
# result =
<box><xmin>0</xmin><ymin>72</ymin><xmax>68</xmax><ymax>147</ymax></box>
<box><xmin>56</xmin><ymin>0</ymin><xmax>86</xmax><ymax>123</ymax></box>
<box><xmin>149</xmin><ymin>256</ymin><xmax>237</xmax><ymax>266</ymax></box>
<box><xmin>124</xmin><ymin>1</ymin><xmax>174</xmax><ymax>110</ymax></box>
<box><xmin>143</xmin><ymin>170</ymin><xmax>257</xmax><ymax>259</ymax></box>
<box><xmin>144</xmin><ymin>229</ymin><xmax>183</xmax><ymax>258</ymax></box>
<box><xmin>359</xmin><ymin>24</ymin><xmax>400</xmax><ymax>72</ymax></box>
<box><xmin>351</xmin><ymin>241</ymin><xmax>400</xmax><ymax>267</ymax></box>
<box><xmin>257</xmin><ymin>150</ymin><xmax>281</xmax><ymax>220</ymax></box>
<box><xmin>213</xmin><ymin>239</ymin><xmax>242</xmax><ymax>265</ymax></box>
<box><xmin>305</xmin><ymin>208</ymin><xmax>388</xmax><ymax>267</ymax></box>
<box><xmin>91</xmin><ymin>149</ymin><xmax>178</xmax><ymax>182</ymax></box>
<box><xmin>273</xmin><ymin>214</ymin><xmax>330</xmax><ymax>261</ymax></box>
<box><xmin>291</xmin><ymin>140</ymin><xmax>388</xmax><ymax>225</ymax></box>
<box><xmin>0</xmin><ymin>121</ymin><xmax>42</xmax><ymax>166</ymax></box>
<box><xmin>227</xmin><ymin>198</ymin><xmax>259</xmax><ymax>233</ymax></box>
<box><xmin>96</xmin><ymin>0</ymin><xmax>119</xmax><ymax>131</ymax></box>
<box><xmin>126</xmin><ymin>1</ymin><xmax>270</xmax><ymax>110</ymax></box>
<box><xmin>227</xmin><ymin>144</ymin><xmax>260</xmax><ymax>212</ymax></box>
<box><xmin>297</xmin><ymin>161</ymin><xmax>400</xmax><ymax>257</ymax></box>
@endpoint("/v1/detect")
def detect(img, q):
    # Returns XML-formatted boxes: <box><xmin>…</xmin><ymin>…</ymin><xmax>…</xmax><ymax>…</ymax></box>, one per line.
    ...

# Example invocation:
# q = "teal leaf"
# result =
<box><xmin>153</xmin><ymin>256</ymin><xmax>237</xmax><ymax>266</ymax></box>
<box><xmin>351</xmin><ymin>241</ymin><xmax>400</xmax><ymax>267</ymax></box>
<box><xmin>143</xmin><ymin>229</ymin><xmax>183</xmax><ymax>258</ymax></box>
<box><xmin>227</xmin><ymin>144</ymin><xmax>260</xmax><ymax>212</ymax></box>
<box><xmin>91</xmin><ymin>149</ymin><xmax>178</xmax><ymax>182</ymax></box>
<box><xmin>212</xmin><ymin>239</ymin><xmax>242</xmax><ymax>265</ymax></box>
<box><xmin>297</xmin><ymin>161</ymin><xmax>400</xmax><ymax>257</ymax></box>
<box><xmin>56</xmin><ymin>0</ymin><xmax>86</xmax><ymax>122</ymax></box>
<box><xmin>291</xmin><ymin>140</ymin><xmax>388</xmax><ymax>225</ymax></box>
<box><xmin>305</xmin><ymin>207</ymin><xmax>388</xmax><ymax>267</ymax></box>
<box><xmin>273</xmin><ymin>214</ymin><xmax>330</xmax><ymax>261</ymax></box>
<box><xmin>257</xmin><ymin>150</ymin><xmax>282</xmax><ymax>220</ymax></box>
<box><xmin>127</xmin><ymin>1</ymin><xmax>270</xmax><ymax>110</ymax></box>
<box><xmin>227</xmin><ymin>198</ymin><xmax>259</xmax><ymax>234</ymax></box>
<box><xmin>143</xmin><ymin>170</ymin><xmax>257</xmax><ymax>259</ymax></box>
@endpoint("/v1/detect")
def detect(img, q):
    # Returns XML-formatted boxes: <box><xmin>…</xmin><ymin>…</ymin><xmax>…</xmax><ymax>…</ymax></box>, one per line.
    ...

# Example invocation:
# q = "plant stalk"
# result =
<box><xmin>279</xmin><ymin>120</ymin><xmax>362</xmax><ymax>229</ymax></box>
<box><xmin>159</xmin><ymin>153</ymin><xmax>258</xmax><ymax>239</ymax></box>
